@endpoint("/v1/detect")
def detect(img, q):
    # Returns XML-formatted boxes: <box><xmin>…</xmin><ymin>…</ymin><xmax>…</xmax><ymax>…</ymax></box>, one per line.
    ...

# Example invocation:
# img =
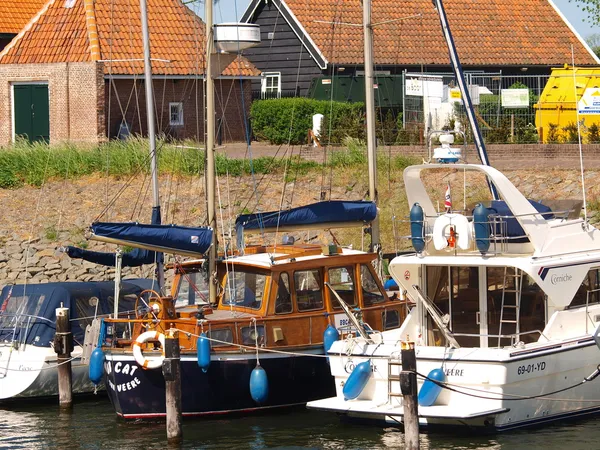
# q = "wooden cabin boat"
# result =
<box><xmin>98</xmin><ymin>243</ymin><xmax>409</xmax><ymax>418</ymax></box>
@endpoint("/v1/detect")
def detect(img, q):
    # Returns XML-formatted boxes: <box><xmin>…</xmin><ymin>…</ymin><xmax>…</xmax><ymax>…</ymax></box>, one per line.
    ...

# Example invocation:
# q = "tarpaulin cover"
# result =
<box><xmin>0</xmin><ymin>279</ymin><xmax>155</xmax><ymax>347</ymax></box>
<box><xmin>488</xmin><ymin>200</ymin><xmax>554</xmax><ymax>243</ymax></box>
<box><xmin>235</xmin><ymin>200</ymin><xmax>377</xmax><ymax>234</ymax></box>
<box><xmin>66</xmin><ymin>206</ymin><xmax>163</xmax><ymax>267</ymax></box>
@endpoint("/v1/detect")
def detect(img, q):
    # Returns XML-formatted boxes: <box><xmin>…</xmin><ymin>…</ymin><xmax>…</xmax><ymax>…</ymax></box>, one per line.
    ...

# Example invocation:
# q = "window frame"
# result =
<box><xmin>261</xmin><ymin>72</ymin><xmax>282</xmax><ymax>98</ymax></box>
<box><xmin>169</xmin><ymin>102</ymin><xmax>184</xmax><ymax>126</ymax></box>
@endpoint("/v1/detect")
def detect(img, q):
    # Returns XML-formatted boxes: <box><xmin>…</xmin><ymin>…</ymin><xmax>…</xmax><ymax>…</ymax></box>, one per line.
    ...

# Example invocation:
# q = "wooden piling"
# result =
<box><xmin>163</xmin><ymin>330</ymin><xmax>182</xmax><ymax>441</ymax></box>
<box><xmin>400</xmin><ymin>340</ymin><xmax>419</xmax><ymax>450</ymax></box>
<box><xmin>54</xmin><ymin>306</ymin><xmax>73</xmax><ymax>408</ymax></box>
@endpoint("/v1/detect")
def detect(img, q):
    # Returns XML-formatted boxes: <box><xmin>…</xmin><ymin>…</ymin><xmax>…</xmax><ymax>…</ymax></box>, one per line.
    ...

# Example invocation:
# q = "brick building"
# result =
<box><xmin>0</xmin><ymin>0</ymin><xmax>260</xmax><ymax>145</ymax></box>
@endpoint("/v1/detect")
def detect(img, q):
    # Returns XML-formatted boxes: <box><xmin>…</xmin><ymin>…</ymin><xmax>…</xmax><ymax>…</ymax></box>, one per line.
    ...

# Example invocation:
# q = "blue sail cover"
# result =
<box><xmin>235</xmin><ymin>200</ymin><xmax>377</xmax><ymax>235</ymax></box>
<box><xmin>0</xmin><ymin>280</ymin><xmax>155</xmax><ymax>347</ymax></box>
<box><xmin>90</xmin><ymin>222</ymin><xmax>213</xmax><ymax>257</ymax></box>
<box><xmin>65</xmin><ymin>206</ymin><xmax>162</xmax><ymax>267</ymax></box>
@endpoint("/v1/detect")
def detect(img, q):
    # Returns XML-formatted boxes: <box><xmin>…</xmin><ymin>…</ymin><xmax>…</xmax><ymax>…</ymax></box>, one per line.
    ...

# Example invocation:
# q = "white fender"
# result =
<box><xmin>133</xmin><ymin>330</ymin><xmax>165</xmax><ymax>370</ymax></box>
<box><xmin>433</xmin><ymin>213</ymin><xmax>471</xmax><ymax>250</ymax></box>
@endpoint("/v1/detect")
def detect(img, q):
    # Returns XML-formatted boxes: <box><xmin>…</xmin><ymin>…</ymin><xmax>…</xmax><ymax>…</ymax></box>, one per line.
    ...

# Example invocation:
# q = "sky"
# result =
<box><xmin>191</xmin><ymin>0</ymin><xmax>599</xmax><ymax>40</ymax></box>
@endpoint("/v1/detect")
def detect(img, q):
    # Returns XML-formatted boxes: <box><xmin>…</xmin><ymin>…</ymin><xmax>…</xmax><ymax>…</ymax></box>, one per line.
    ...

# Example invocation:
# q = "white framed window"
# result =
<box><xmin>261</xmin><ymin>72</ymin><xmax>281</xmax><ymax>98</ymax></box>
<box><xmin>169</xmin><ymin>102</ymin><xmax>184</xmax><ymax>126</ymax></box>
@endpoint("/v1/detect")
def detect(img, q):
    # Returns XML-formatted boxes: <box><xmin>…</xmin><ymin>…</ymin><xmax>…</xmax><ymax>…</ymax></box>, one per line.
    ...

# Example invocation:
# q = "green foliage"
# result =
<box><xmin>250</xmin><ymin>98</ymin><xmax>366</xmax><ymax>145</ymax></box>
<box><xmin>329</xmin><ymin>137</ymin><xmax>367</xmax><ymax>167</ymax></box>
<box><xmin>44</xmin><ymin>225</ymin><xmax>58</xmax><ymax>241</ymax></box>
<box><xmin>562</xmin><ymin>122</ymin><xmax>580</xmax><ymax>144</ymax></box>
<box><xmin>376</xmin><ymin>110</ymin><xmax>398</xmax><ymax>145</ymax></box>
<box><xmin>571</xmin><ymin>1</ymin><xmax>600</xmax><ymax>25</ymax></box>
<box><xmin>547</xmin><ymin>123</ymin><xmax>561</xmax><ymax>143</ymax></box>
<box><xmin>588</xmin><ymin>123</ymin><xmax>600</xmax><ymax>143</ymax></box>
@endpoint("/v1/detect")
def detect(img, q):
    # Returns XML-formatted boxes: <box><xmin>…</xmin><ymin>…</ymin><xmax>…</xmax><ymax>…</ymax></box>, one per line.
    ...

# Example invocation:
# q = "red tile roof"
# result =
<box><xmin>0</xmin><ymin>0</ymin><xmax>260</xmax><ymax>77</ymax></box>
<box><xmin>280</xmin><ymin>0</ymin><xmax>598</xmax><ymax>67</ymax></box>
<box><xmin>0</xmin><ymin>1</ymin><xmax>47</xmax><ymax>34</ymax></box>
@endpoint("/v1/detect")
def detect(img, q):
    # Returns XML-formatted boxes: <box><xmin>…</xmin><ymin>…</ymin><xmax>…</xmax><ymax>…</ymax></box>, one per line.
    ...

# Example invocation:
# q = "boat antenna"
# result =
<box><xmin>432</xmin><ymin>0</ymin><xmax>499</xmax><ymax>200</ymax></box>
<box><xmin>140</xmin><ymin>0</ymin><xmax>165</xmax><ymax>290</ymax></box>
<box><xmin>571</xmin><ymin>46</ymin><xmax>588</xmax><ymax>227</ymax></box>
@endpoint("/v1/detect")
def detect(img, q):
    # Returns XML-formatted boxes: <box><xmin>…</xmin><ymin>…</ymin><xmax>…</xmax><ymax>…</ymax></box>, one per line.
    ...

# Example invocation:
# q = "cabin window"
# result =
<box><xmin>382</xmin><ymin>309</ymin><xmax>400</xmax><ymax>330</ymax></box>
<box><xmin>294</xmin><ymin>269</ymin><xmax>323</xmax><ymax>311</ymax></box>
<box><xmin>222</xmin><ymin>270</ymin><xmax>267</xmax><ymax>309</ymax></box>
<box><xmin>361</xmin><ymin>264</ymin><xmax>385</xmax><ymax>306</ymax></box>
<box><xmin>174</xmin><ymin>272</ymin><xmax>210</xmax><ymax>306</ymax></box>
<box><xmin>241</xmin><ymin>324</ymin><xmax>265</xmax><ymax>346</ymax></box>
<box><xmin>207</xmin><ymin>327</ymin><xmax>233</xmax><ymax>347</ymax></box>
<box><xmin>261</xmin><ymin>72</ymin><xmax>281</xmax><ymax>98</ymax></box>
<box><xmin>275</xmin><ymin>273</ymin><xmax>292</xmax><ymax>314</ymax></box>
<box><xmin>569</xmin><ymin>268</ymin><xmax>600</xmax><ymax>309</ymax></box>
<box><xmin>328</xmin><ymin>266</ymin><xmax>357</xmax><ymax>308</ymax></box>
<box><xmin>169</xmin><ymin>102</ymin><xmax>184</xmax><ymax>126</ymax></box>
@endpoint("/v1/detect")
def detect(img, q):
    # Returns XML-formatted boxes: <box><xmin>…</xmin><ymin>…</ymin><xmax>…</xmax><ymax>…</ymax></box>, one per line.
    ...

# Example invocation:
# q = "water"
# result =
<box><xmin>1</xmin><ymin>397</ymin><xmax>599</xmax><ymax>449</ymax></box>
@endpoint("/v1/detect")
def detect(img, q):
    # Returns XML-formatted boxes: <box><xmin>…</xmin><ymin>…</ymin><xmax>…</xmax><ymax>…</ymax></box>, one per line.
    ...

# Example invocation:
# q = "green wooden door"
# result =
<box><xmin>14</xmin><ymin>84</ymin><xmax>49</xmax><ymax>143</ymax></box>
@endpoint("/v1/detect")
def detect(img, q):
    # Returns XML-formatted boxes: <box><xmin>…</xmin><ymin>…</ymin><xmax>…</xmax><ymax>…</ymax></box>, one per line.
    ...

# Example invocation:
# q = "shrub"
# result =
<box><xmin>561</xmin><ymin>122</ymin><xmax>580</xmax><ymax>144</ymax></box>
<box><xmin>546</xmin><ymin>123</ymin><xmax>561</xmax><ymax>143</ymax></box>
<box><xmin>588</xmin><ymin>123</ymin><xmax>600</xmax><ymax>143</ymax></box>
<box><xmin>250</xmin><ymin>98</ymin><xmax>366</xmax><ymax>145</ymax></box>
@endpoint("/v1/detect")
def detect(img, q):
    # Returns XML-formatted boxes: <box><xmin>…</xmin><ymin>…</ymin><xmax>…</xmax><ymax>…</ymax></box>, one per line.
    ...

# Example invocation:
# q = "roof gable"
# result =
<box><xmin>0</xmin><ymin>1</ymin><xmax>47</xmax><ymax>35</ymax></box>
<box><xmin>244</xmin><ymin>0</ymin><xmax>599</xmax><ymax>67</ymax></box>
<box><xmin>0</xmin><ymin>0</ymin><xmax>260</xmax><ymax>77</ymax></box>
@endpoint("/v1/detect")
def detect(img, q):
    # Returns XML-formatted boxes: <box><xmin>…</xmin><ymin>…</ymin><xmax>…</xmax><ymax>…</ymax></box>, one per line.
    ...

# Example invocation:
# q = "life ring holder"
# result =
<box><xmin>432</xmin><ymin>213</ymin><xmax>471</xmax><ymax>250</ymax></box>
<box><xmin>133</xmin><ymin>330</ymin><xmax>165</xmax><ymax>370</ymax></box>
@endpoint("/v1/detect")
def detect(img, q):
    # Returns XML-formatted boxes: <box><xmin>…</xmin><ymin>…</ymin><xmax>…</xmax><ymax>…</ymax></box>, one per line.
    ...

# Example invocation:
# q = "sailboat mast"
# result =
<box><xmin>205</xmin><ymin>0</ymin><xmax>217</xmax><ymax>304</ymax></box>
<box><xmin>140</xmin><ymin>0</ymin><xmax>164</xmax><ymax>289</ymax></box>
<box><xmin>363</xmin><ymin>0</ymin><xmax>381</xmax><ymax>257</ymax></box>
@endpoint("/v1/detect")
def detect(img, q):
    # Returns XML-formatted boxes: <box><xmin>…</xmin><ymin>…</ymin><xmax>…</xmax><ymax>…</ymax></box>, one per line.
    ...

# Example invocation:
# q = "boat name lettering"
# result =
<box><xmin>18</xmin><ymin>364</ymin><xmax>32</xmax><ymax>371</ymax></box>
<box><xmin>103</xmin><ymin>361</ymin><xmax>138</xmax><ymax>376</ymax></box>
<box><xmin>517</xmin><ymin>361</ymin><xmax>546</xmax><ymax>375</ymax></box>
<box><xmin>550</xmin><ymin>273</ymin><xmax>572</xmax><ymax>285</ymax></box>
<box><xmin>107</xmin><ymin>377</ymin><xmax>141</xmax><ymax>392</ymax></box>
<box><xmin>444</xmin><ymin>368</ymin><xmax>464</xmax><ymax>377</ymax></box>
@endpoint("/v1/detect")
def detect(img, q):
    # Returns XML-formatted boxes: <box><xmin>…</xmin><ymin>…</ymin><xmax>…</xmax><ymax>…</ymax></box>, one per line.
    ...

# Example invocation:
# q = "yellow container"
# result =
<box><xmin>535</xmin><ymin>65</ymin><xmax>600</xmax><ymax>143</ymax></box>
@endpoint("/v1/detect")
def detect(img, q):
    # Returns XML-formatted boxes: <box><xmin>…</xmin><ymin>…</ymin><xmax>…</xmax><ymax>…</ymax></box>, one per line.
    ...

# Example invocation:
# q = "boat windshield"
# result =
<box><xmin>222</xmin><ymin>269</ymin><xmax>267</xmax><ymax>309</ymax></box>
<box><xmin>174</xmin><ymin>271</ymin><xmax>210</xmax><ymax>306</ymax></box>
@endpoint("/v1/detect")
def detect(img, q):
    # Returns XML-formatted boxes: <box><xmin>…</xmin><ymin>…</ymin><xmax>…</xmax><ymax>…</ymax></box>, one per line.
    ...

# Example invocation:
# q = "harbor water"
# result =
<box><xmin>1</xmin><ymin>396</ymin><xmax>599</xmax><ymax>449</ymax></box>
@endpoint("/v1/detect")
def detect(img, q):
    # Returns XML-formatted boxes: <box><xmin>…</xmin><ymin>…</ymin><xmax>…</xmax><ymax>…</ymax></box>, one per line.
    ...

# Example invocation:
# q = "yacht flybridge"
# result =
<box><xmin>307</xmin><ymin>160</ymin><xmax>600</xmax><ymax>431</ymax></box>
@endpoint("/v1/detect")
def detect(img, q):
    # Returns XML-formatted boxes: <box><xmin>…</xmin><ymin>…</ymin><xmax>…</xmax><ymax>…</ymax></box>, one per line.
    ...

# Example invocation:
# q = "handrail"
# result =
<box><xmin>325</xmin><ymin>282</ymin><xmax>373</xmax><ymax>343</ymax></box>
<box><xmin>412</xmin><ymin>285</ymin><xmax>460</xmax><ymax>348</ymax></box>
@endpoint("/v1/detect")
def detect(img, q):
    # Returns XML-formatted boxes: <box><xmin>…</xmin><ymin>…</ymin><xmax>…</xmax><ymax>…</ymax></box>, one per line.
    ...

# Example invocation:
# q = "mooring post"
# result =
<box><xmin>163</xmin><ymin>329</ymin><xmax>182</xmax><ymax>441</ymax></box>
<box><xmin>400</xmin><ymin>340</ymin><xmax>419</xmax><ymax>450</ymax></box>
<box><xmin>54</xmin><ymin>306</ymin><xmax>73</xmax><ymax>408</ymax></box>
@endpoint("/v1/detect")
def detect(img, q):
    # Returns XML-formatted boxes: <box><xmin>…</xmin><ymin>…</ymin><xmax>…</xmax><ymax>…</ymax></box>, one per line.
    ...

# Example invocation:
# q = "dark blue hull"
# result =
<box><xmin>104</xmin><ymin>352</ymin><xmax>334</xmax><ymax>419</ymax></box>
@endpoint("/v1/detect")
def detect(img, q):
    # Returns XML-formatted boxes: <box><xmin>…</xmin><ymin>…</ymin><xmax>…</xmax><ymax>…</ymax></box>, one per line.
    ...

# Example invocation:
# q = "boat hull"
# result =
<box><xmin>104</xmin><ymin>350</ymin><xmax>335</xmax><ymax>418</ymax></box>
<box><xmin>308</xmin><ymin>338</ymin><xmax>600</xmax><ymax>431</ymax></box>
<box><xmin>0</xmin><ymin>345</ymin><xmax>100</xmax><ymax>400</ymax></box>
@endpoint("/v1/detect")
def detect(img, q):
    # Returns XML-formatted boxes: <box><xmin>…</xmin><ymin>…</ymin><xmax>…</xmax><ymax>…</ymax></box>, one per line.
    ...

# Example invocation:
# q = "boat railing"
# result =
<box><xmin>393</xmin><ymin>208</ymin><xmax>572</xmax><ymax>255</ymax></box>
<box><xmin>452</xmin><ymin>329</ymin><xmax>549</xmax><ymax>348</ymax></box>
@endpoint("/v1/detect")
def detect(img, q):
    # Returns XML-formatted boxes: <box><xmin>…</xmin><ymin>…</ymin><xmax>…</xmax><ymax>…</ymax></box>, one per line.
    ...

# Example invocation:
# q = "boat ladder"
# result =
<box><xmin>388</xmin><ymin>358</ymin><xmax>403</xmax><ymax>404</ymax></box>
<box><xmin>497</xmin><ymin>267</ymin><xmax>523</xmax><ymax>347</ymax></box>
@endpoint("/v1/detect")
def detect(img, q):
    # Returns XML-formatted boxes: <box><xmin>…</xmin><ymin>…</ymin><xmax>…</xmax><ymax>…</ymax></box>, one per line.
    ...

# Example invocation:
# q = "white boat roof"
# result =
<box><xmin>404</xmin><ymin>163</ymin><xmax>600</xmax><ymax>258</ymax></box>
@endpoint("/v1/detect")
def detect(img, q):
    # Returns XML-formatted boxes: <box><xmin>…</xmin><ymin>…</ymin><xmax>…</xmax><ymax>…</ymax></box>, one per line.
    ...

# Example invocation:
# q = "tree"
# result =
<box><xmin>586</xmin><ymin>33</ymin><xmax>600</xmax><ymax>57</ymax></box>
<box><xmin>571</xmin><ymin>1</ymin><xmax>600</xmax><ymax>25</ymax></box>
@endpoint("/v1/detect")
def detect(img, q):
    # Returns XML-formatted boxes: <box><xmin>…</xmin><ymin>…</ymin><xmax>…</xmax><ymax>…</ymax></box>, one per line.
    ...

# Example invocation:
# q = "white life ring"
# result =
<box><xmin>432</xmin><ymin>213</ymin><xmax>471</xmax><ymax>250</ymax></box>
<box><xmin>133</xmin><ymin>330</ymin><xmax>165</xmax><ymax>370</ymax></box>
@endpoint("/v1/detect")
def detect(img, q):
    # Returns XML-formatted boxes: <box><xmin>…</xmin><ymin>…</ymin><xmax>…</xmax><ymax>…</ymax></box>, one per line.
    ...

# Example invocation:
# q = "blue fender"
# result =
<box><xmin>473</xmin><ymin>203</ymin><xmax>490</xmax><ymax>253</ymax></box>
<box><xmin>343</xmin><ymin>360</ymin><xmax>372</xmax><ymax>400</ymax></box>
<box><xmin>410</xmin><ymin>203</ymin><xmax>425</xmax><ymax>252</ymax></box>
<box><xmin>418</xmin><ymin>368</ymin><xmax>446</xmax><ymax>406</ymax></box>
<box><xmin>88</xmin><ymin>347</ymin><xmax>105</xmax><ymax>385</ymax></box>
<box><xmin>323</xmin><ymin>324</ymin><xmax>339</xmax><ymax>354</ymax></box>
<box><xmin>197</xmin><ymin>332</ymin><xmax>211</xmax><ymax>373</ymax></box>
<box><xmin>249</xmin><ymin>364</ymin><xmax>269</xmax><ymax>404</ymax></box>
